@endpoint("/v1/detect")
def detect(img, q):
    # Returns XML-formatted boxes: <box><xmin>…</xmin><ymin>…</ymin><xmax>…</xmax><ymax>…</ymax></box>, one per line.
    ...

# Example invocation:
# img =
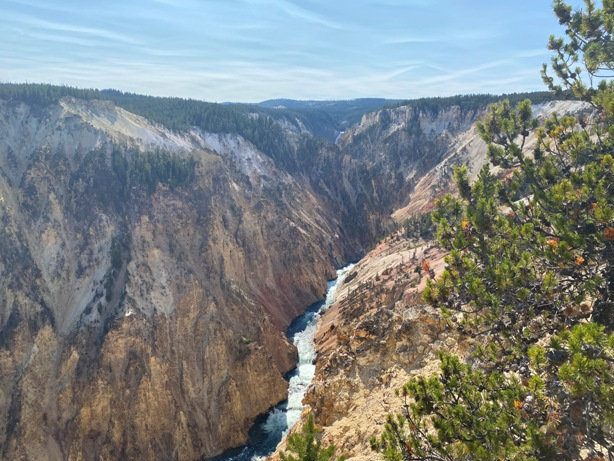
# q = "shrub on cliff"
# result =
<box><xmin>280</xmin><ymin>414</ymin><xmax>346</xmax><ymax>461</ymax></box>
<box><xmin>373</xmin><ymin>1</ymin><xmax>614</xmax><ymax>459</ymax></box>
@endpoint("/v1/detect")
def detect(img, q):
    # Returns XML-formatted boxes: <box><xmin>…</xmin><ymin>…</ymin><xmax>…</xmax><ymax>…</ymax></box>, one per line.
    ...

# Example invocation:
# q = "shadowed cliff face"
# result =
<box><xmin>336</xmin><ymin>104</ymin><xmax>484</xmax><ymax>214</ymax></box>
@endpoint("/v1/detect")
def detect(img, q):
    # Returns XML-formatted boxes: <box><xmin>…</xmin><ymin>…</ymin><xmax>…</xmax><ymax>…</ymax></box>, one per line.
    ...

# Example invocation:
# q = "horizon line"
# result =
<box><xmin>0</xmin><ymin>80</ymin><xmax>554</xmax><ymax>105</ymax></box>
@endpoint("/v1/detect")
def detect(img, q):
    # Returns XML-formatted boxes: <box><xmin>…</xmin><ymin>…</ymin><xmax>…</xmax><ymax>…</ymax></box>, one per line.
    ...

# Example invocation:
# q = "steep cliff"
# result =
<box><xmin>336</xmin><ymin>102</ymin><xmax>485</xmax><ymax>218</ymax></box>
<box><xmin>0</xmin><ymin>95</ymin><xmax>386</xmax><ymax>460</ymax></box>
<box><xmin>392</xmin><ymin>100</ymin><xmax>592</xmax><ymax>221</ymax></box>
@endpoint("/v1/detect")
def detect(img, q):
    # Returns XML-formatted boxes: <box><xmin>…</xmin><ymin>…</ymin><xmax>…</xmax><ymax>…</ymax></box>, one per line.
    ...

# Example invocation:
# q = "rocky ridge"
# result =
<box><xmin>392</xmin><ymin>100</ymin><xmax>591</xmax><ymax>221</ymax></box>
<box><xmin>269</xmin><ymin>233</ymin><xmax>469</xmax><ymax>460</ymax></box>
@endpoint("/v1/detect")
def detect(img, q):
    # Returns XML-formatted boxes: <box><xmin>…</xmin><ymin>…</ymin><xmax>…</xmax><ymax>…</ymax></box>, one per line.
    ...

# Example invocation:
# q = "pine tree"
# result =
<box><xmin>373</xmin><ymin>1</ymin><xmax>614</xmax><ymax>459</ymax></box>
<box><xmin>280</xmin><ymin>414</ymin><xmax>346</xmax><ymax>461</ymax></box>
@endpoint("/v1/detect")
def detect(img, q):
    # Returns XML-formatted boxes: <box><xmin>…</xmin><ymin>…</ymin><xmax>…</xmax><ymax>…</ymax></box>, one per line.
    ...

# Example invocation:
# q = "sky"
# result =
<box><xmin>0</xmin><ymin>0</ymin><xmax>586</xmax><ymax>103</ymax></box>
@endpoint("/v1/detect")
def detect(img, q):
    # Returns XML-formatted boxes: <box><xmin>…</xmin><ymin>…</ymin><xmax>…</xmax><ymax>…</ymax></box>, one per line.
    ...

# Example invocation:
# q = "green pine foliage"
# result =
<box><xmin>371</xmin><ymin>353</ymin><xmax>555</xmax><ymax>461</ymax></box>
<box><xmin>0</xmin><ymin>83</ymin><xmax>558</xmax><ymax>170</ymax></box>
<box><xmin>69</xmin><ymin>147</ymin><xmax>197</xmax><ymax>215</ymax></box>
<box><xmin>390</xmin><ymin>92</ymin><xmax>558</xmax><ymax>116</ymax></box>
<box><xmin>280</xmin><ymin>414</ymin><xmax>346</xmax><ymax>461</ymax></box>
<box><xmin>0</xmin><ymin>82</ymin><xmax>102</xmax><ymax>106</ymax></box>
<box><xmin>374</xmin><ymin>1</ymin><xmax>614</xmax><ymax>459</ymax></box>
<box><xmin>402</xmin><ymin>213</ymin><xmax>435</xmax><ymax>240</ymax></box>
<box><xmin>128</xmin><ymin>149</ymin><xmax>197</xmax><ymax>193</ymax></box>
<box><xmin>0</xmin><ymin>84</ymin><xmax>296</xmax><ymax>168</ymax></box>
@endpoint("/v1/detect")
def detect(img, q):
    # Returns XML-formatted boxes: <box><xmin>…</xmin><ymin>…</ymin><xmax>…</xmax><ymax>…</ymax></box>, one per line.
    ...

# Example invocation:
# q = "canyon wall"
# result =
<box><xmin>0</xmin><ymin>96</ymin><xmax>362</xmax><ymax>460</ymax></box>
<box><xmin>274</xmin><ymin>99</ymin><xmax>590</xmax><ymax>460</ymax></box>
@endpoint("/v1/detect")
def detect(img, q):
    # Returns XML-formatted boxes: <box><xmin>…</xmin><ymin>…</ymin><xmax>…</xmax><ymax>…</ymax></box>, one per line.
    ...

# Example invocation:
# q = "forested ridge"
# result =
<box><xmin>0</xmin><ymin>83</ymin><xmax>556</xmax><ymax>145</ymax></box>
<box><xmin>391</xmin><ymin>91</ymin><xmax>558</xmax><ymax>114</ymax></box>
<box><xmin>258</xmin><ymin>97</ymin><xmax>403</xmax><ymax>127</ymax></box>
<box><xmin>0</xmin><ymin>84</ymin><xmax>299</xmax><ymax>168</ymax></box>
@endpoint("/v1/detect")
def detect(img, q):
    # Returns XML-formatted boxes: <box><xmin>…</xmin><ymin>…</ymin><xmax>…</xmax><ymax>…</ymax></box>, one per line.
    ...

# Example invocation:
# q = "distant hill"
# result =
<box><xmin>0</xmin><ymin>83</ymin><xmax>560</xmax><ymax>146</ymax></box>
<box><xmin>258</xmin><ymin>98</ymin><xmax>402</xmax><ymax>127</ymax></box>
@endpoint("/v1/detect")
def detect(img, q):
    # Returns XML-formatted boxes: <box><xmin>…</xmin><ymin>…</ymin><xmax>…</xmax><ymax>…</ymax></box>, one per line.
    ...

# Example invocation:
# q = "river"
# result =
<box><xmin>209</xmin><ymin>264</ymin><xmax>354</xmax><ymax>461</ymax></box>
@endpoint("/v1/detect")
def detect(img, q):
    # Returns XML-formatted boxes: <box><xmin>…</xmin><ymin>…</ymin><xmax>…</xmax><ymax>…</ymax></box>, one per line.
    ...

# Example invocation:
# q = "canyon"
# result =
<box><xmin>0</xmin><ymin>86</ymin><xmax>582</xmax><ymax>460</ymax></box>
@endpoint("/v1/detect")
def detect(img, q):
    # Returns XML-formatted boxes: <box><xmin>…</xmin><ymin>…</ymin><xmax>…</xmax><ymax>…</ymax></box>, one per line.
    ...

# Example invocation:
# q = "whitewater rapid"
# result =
<box><xmin>210</xmin><ymin>264</ymin><xmax>353</xmax><ymax>461</ymax></box>
<box><xmin>262</xmin><ymin>263</ymin><xmax>354</xmax><ymax>442</ymax></box>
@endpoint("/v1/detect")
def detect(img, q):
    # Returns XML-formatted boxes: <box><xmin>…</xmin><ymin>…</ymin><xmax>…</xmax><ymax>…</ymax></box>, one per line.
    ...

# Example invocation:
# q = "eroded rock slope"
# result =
<box><xmin>0</xmin><ymin>96</ymin><xmax>374</xmax><ymax>460</ymax></box>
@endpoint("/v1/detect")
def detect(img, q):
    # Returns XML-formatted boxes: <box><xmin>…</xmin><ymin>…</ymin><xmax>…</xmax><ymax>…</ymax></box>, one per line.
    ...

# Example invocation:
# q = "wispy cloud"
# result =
<box><xmin>25</xmin><ymin>31</ymin><xmax>112</xmax><ymax>48</ymax></box>
<box><xmin>384</xmin><ymin>35</ymin><xmax>442</xmax><ymax>45</ymax></box>
<box><xmin>515</xmin><ymin>48</ymin><xmax>549</xmax><ymax>58</ymax></box>
<box><xmin>5</xmin><ymin>0</ymin><xmax>76</xmax><ymax>14</ymax></box>
<box><xmin>4</xmin><ymin>12</ymin><xmax>141</xmax><ymax>45</ymax></box>
<box><xmin>0</xmin><ymin>0</ymin><xmax>566</xmax><ymax>101</ymax></box>
<box><xmin>245</xmin><ymin>0</ymin><xmax>346</xmax><ymax>29</ymax></box>
<box><xmin>384</xmin><ymin>28</ymin><xmax>501</xmax><ymax>46</ymax></box>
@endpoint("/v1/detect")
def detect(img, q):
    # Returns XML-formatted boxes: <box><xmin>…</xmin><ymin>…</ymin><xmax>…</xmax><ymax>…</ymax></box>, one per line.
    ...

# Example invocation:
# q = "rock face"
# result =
<box><xmin>0</xmin><ymin>96</ymin><xmax>383</xmax><ymax>460</ymax></box>
<box><xmin>272</xmin><ymin>99</ymin><xmax>592</xmax><ymax>460</ymax></box>
<box><xmin>282</xmin><ymin>234</ymin><xmax>468</xmax><ymax>460</ymax></box>
<box><xmin>337</xmin><ymin>103</ymin><xmax>485</xmax><ymax>216</ymax></box>
<box><xmin>391</xmin><ymin>100</ymin><xmax>592</xmax><ymax>221</ymax></box>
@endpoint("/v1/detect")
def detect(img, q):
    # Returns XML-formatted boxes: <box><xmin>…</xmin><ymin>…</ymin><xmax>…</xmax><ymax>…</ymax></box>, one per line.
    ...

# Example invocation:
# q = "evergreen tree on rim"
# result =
<box><xmin>372</xmin><ymin>1</ymin><xmax>613</xmax><ymax>459</ymax></box>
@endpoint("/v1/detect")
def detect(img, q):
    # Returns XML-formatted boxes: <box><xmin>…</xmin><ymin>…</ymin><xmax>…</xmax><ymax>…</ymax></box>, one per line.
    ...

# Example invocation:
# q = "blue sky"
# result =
<box><xmin>0</xmin><ymin>0</ymin><xmax>585</xmax><ymax>102</ymax></box>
